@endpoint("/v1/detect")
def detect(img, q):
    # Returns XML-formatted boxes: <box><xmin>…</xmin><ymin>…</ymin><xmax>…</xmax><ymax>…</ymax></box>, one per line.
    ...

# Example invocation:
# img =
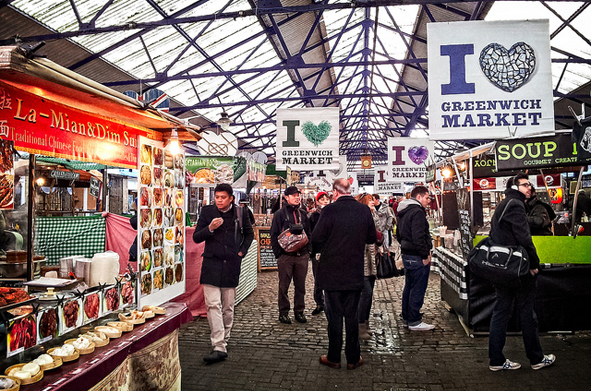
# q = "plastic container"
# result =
<box><xmin>89</xmin><ymin>252</ymin><xmax>120</xmax><ymax>287</ymax></box>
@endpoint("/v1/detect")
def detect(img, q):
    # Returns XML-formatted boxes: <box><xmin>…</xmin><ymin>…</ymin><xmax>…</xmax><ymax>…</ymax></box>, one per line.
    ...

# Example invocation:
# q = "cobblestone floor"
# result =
<box><xmin>178</xmin><ymin>270</ymin><xmax>591</xmax><ymax>391</ymax></box>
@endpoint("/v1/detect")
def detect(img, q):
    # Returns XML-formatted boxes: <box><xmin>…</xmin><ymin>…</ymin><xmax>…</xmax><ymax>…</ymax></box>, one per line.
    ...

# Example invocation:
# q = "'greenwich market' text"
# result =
<box><xmin>440</xmin><ymin>99</ymin><xmax>542</xmax><ymax>128</ymax></box>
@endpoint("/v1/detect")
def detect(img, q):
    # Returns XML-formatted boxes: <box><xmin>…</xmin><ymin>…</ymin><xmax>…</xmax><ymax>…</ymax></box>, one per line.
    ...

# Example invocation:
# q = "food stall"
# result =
<box><xmin>0</xmin><ymin>45</ymin><xmax>197</xmax><ymax>389</ymax></box>
<box><xmin>432</xmin><ymin>135</ymin><xmax>591</xmax><ymax>334</ymax></box>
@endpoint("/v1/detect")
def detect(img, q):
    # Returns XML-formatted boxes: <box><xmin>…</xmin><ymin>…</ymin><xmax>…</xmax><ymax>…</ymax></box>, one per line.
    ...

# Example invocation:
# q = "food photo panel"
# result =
<box><xmin>37</xmin><ymin>306</ymin><xmax>59</xmax><ymax>344</ymax></box>
<box><xmin>60</xmin><ymin>297</ymin><xmax>82</xmax><ymax>334</ymax></box>
<box><xmin>7</xmin><ymin>313</ymin><xmax>37</xmax><ymax>357</ymax></box>
<box><xmin>103</xmin><ymin>285</ymin><xmax>120</xmax><ymax>313</ymax></box>
<box><xmin>83</xmin><ymin>291</ymin><xmax>102</xmax><ymax>324</ymax></box>
<box><xmin>120</xmin><ymin>280</ymin><xmax>135</xmax><ymax>308</ymax></box>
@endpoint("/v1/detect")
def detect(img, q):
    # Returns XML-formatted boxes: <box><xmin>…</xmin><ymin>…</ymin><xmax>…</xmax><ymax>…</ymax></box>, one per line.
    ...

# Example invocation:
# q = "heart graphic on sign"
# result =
<box><xmin>479</xmin><ymin>42</ymin><xmax>536</xmax><ymax>92</ymax></box>
<box><xmin>408</xmin><ymin>146</ymin><xmax>429</xmax><ymax>165</ymax></box>
<box><xmin>301</xmin><ymin>120</ymin><xmax>331</xmax><ymax>146</ymax></box>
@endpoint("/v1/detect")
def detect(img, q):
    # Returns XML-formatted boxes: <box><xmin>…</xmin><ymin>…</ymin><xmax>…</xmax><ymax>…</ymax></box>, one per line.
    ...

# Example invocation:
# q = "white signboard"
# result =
<box><xmin>428</xmin><ymin>19</ymin><xmax>554</xmax><ymax>139</ymax></box>
<box><xmin>387</xmin><ymin>138</ymin><xmax>434</xmax><ymax>182</ymax></box>
<box><xmin>276</xmin><ymin>108</ymin><xmax>340</xmax><ymax>170</ymax></box>
<box><xmin>374</xmin><ymin>165</ymin><xmax>404</xmax><ymax>195</ymax></box>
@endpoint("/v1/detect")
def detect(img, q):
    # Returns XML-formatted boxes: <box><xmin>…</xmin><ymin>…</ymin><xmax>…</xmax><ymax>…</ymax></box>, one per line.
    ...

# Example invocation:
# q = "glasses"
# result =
<box><xmin>518</xmin><ymin>183</ymin><xmax>532</xmax><ymax>188</ymax></box>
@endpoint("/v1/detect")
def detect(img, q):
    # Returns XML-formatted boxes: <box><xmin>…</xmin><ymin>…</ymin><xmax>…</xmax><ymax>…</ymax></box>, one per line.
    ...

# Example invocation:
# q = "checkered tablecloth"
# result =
<box><xmin>34</xmin><ymin>215</ymin><xmax>106</xmax><ymax>265</ymax></box>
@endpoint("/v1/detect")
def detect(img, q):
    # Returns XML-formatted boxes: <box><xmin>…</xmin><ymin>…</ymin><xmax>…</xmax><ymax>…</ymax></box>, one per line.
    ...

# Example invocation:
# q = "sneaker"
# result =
<box><xmin>408</xmin><ymin>322</ymin><xmax>435</xmax><ymax>331</ymax></box>
<box><xmin>489</xmin><ymin>359</ymin><xmax>521</xmax><ymax>371</ymax></box>
<box><xmin>279</xmin><ymin>315</ymin><xmax>292</xmax><ymax>324</ymax></box>
<box><xmin>531</xmin><ymin>354</ymin><xmax>556</xmax><ymax>370</ymax></box>
<box><xmin>402</xmin><ymin>319</ymin><xmax>408</xmax><ymax>328</ymax></box>
<box><xmin>203</xmin><ymin>350</ymin><xmax>228</xmax><ymax>364</ymax></box>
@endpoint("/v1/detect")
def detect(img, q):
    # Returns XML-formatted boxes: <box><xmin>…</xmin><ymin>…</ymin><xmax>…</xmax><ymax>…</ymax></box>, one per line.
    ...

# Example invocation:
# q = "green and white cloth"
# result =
<box><xmin>34</xmin><ymin>215</ymin><xmax>106</xmax><ymax>265</ymax></box>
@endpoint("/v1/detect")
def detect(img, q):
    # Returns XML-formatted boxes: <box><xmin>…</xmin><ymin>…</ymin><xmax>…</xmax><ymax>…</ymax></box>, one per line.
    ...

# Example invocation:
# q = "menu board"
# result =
<box><xmin>456</xmin><ymin>188</ymin><xmax>473</xmax><ymax>260</ymax></box>
<box><xmin>0</xmin><ymin>138</ymin><xmax>15</xmax><ymax>209</ymax></box>
<box><xmin>137</xmin><ymin>136</ymin><xmax>186</xmax><ymax>308</ymax></box>
<box><xmin>256</xmin><ymin>227</ymin><xmax>277</xmax><ymax>270</ymax></box>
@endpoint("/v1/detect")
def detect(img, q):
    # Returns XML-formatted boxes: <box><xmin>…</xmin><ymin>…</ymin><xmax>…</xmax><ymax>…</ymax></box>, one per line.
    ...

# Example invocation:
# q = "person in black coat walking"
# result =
<box><xmin>270</xmin><ymin>186</ymin><xmax>311</xmax><ymax>324</ymax></box>
<box><xmin>309</xmin><ymin>191</ymin><xmax>330</xmax><ymax>316</ymax></box>
<box><xmin>193</xmin><ymin>184</ymin><xmax>254</xmax><ymax>364</ymax></box>
<box><xmin>312</xmin><ymin>179</ymin><xmax>377</xmax><ymax>370</ymax></box>
<box><xmin>487</xmin><ymin>173</ymin><xmax>555</xmax><ymax>372</ymax></box>
<box><xmin>526</xmin><ymin>193</ymin><xmax>556</xmax><ymax>236</ymax></box>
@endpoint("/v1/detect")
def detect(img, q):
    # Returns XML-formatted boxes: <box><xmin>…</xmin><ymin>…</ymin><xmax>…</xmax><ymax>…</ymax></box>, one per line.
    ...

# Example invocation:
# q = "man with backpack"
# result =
<box><xmin>193</xmin><ymin>183</ymin><xmax>254</xmax><ymax>364</ymax></box>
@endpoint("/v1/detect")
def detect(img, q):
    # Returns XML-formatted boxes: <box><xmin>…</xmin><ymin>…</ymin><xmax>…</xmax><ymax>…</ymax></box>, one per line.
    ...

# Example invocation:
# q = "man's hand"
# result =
<box><xmin>530</xmin><ymin>268</ymin><xmax>539</xmax><ymax>276</ymax></box>
<box><xmin>238</xmin><ymin>252</ymin><xmax>244</xmax><ymax>257</ymax></box>
<box><xmin>209</xmin><ymin>217</ymin><xmax>223</xmax><ymax>232</ymax></box>
<box><xmin>422</xmin><ymin>252</ymin><xmax>432</xmax><ymax>266</ymax></box>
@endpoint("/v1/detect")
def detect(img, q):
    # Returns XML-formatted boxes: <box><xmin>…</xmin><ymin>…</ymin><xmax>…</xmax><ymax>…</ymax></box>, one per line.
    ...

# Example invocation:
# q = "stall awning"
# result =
<box><xmin>0</xmin><ymin>45</ymin><xmax>200</xmax><ymax>168</ymax></box>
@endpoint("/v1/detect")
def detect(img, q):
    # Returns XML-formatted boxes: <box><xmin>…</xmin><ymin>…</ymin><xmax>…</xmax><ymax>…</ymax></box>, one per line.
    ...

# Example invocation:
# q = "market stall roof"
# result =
<box><xmin>0</xmin><ymin>45</ymin><xmax>201</xmax><ymax>143</ymax></box>
<box><xmin>1</xmin><ymin>2</ymin><xmax>591</xmax><ymax>168</ymax></box>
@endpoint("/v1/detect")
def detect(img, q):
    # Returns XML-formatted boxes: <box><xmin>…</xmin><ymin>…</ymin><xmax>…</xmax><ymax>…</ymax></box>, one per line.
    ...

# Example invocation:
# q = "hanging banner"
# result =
<box><xmin>495</xmin><ymin>133</ymin><xmax>591</xmax><ymax>170</ymax></box>
<box><xmin>374</xmin><ymin>165</ymin><xmax>404</xmax><ymax>194</ymax></box>
<box><xmin>427</xmin><ymin>19</ymin><xmax>554</xmax><ymax>139</ymax></box>
<box><xmin>275</xmin><ymin>107</ymin><xmax>339</xmax><ymax>170</ymax></box>
<box><xmin>0</xmin><ymin>81</ymin><xmax>157</xmax><ymax>169</ymax></box>
<box><xmin>387</xmin><ymin>138</ymin><xmax>434</xmax><ymax>182</ymax></box>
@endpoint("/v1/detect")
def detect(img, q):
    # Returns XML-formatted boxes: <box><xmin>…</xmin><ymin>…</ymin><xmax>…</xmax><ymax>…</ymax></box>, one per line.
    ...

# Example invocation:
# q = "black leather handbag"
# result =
<box><xmin>376</xmin><ymin>250</ymin><xmax>399</xmax><ymax>279</ymax></box>
<box><xmin>469</xmin><ymin>200</ymin><xmax>530</xmax><ymax>288</ymax></box>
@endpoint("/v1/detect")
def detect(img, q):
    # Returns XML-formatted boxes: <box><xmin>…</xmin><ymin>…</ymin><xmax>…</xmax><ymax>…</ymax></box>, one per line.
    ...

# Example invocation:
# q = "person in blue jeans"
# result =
<box><xmin>396</xmin><ymin>186</ymin><xmax>434</xmax><ymax>331</ymax></box>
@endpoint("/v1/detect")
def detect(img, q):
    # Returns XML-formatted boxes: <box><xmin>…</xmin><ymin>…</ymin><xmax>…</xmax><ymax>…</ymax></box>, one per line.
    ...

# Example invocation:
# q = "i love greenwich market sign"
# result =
<box><xmin>275</xmin><ymin>107</ymin><xmax>339</xmax><ymax>170</ymax></box>
<box><xmin>427</xmin><ymin>19</ymin><xmax>554</xmax><ymax>140</ymax></box>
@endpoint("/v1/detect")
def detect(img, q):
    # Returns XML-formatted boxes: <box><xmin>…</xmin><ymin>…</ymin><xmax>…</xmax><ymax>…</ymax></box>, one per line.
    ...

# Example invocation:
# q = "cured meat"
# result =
<box><xmin>84</xmin><ymin>294</ymin><xmax>99</xmax><ymax>319</ymax></box>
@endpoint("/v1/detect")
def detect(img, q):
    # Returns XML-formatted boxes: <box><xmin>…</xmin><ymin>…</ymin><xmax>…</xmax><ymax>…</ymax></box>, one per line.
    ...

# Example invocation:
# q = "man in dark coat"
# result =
<box><xmin>487</xmin><ymin>173</ymin><xmax>555</xmax><ymax>372</ymax></box>
<box><xmin>270</xmin><ymin>186</ymin><xmax>311</xmax><ymax>324</ymax></box>
<box><xmin>193</xmin><ymin>183</ymin><xmax>254</xmax><ymax>364</ymax></box>
<box><xmin>309</xmin><ymin>191</ymin><xmax>330</xmax><ymax>315</ymax></box>
<box><xmin>526</xmin><ymin>193</ymin><xmax>556</xmax><ymax>236</ymax></box>
<box><xmin>396</xmin><ymin>186</ymin><xmax>434</xmax><ymax>331</ymax></box>
<box><xmin>312</xmin><ymin>179</ymin><xmax>377</xmax><ymax>370</ymax></box>
<box><xmin>575</xmin><ymin>189</ymin><xmax>591</xmax><ymax>222</ymax></box>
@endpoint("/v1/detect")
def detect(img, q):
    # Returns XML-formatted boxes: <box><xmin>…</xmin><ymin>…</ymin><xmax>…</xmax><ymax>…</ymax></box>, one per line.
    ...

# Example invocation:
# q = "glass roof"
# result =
<box><xmin>5</xmin><ymin>1</ymin><xmax>591</xmax><ymax>166</ymax></box>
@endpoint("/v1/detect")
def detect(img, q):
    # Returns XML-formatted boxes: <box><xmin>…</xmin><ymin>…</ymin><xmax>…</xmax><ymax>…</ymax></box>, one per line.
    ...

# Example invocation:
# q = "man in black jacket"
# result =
<box><xmin>193</xmin><ymin>184</ymin><xmax>254</xmax><ymax>364</ymax></box>
<box><xmin>312</xmin><ymin>179</ymin><xmax>377</xmax><ymax>370</ymax></box>
<box><xmin>487</xmin><ymin>173</ymin><xmax>555</xmax><ymax>372</ymax></box>
<box><xmin>396</xmin><ymin>185</ymin><xmax>434</xmax><ymax>331</ymax></box>
<box><xmin>526</xmin><ymin>192</ymin><xmax>556</xmax><ymax>236</ymax></box>
<box><xmin>270</xmin><ymin>186</ymin><xmax>311</xmax><ymax>324</ymax></box>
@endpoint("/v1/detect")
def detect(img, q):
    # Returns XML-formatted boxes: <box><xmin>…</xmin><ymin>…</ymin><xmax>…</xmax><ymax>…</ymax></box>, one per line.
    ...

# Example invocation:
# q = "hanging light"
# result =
<box><xmin>216</xmin><ymin>112</ymin><xmax>232</xmax><ymax>131</ymax></box>
<box><xmin>36</xmin><ymin>177</ymin><xmax>45</xmax><ymax>186</ymax></box>
<box><xmin>169</xmin><ymin>127</ymin><xmax>180</xmax><ymax>155</ymax></box>
<box><xmin>441</xmin><ymin>167</ymin><xmax>453</xmax><ymax>178</ymax></box>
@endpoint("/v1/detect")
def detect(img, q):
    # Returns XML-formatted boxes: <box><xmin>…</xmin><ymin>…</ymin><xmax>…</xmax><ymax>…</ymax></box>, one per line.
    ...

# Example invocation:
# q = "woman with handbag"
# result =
<box><xmin>355</xmin><ymin>193</ymin><xmax>381</xmax><ymax>340</ymax></box>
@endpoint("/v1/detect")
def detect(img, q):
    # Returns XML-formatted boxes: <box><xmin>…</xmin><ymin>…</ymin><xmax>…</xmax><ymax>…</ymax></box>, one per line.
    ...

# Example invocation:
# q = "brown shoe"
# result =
<box><xmin>347</xmin><ymin>356</ymin><xmax>364</xmax><ymax>370</ymax></box>
<box><xmin>319</xmin><ymin>355</ymin><xmax>341</xmax><ymax>369</ymax></box>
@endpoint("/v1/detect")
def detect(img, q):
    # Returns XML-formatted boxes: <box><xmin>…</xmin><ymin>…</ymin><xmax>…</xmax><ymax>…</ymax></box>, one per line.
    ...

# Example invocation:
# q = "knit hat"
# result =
<box><xmin>315</xmin><ymin>191</ymin><xmax>329</xmax><ymax>202</ymax></box>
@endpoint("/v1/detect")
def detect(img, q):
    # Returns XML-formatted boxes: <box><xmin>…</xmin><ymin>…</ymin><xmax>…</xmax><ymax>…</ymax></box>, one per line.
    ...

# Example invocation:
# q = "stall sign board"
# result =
<box><xmin>0</xmin><ymin>138</ymin><xmax>14</xmax><ymax>209</ymax></box>
<box><xmin>275</xmin><ymin>107</ymin><xmax>340</xmax><ymax>171</ymax></box>
<box><xmin>495</xmin><ymin>133</ymin><xmax>591</xmax><ymax>171</ymax></box>
<box><xmin>387</xmin><ymin>138</ymin><xmax>434</xmax><ymax>183</ymax></box>
<box><xmin>374</xmin><ymin>165</ymin><xmax>404</xmax><ymax>194</ymax></box>
<box><xmin>256</xmin><ymin>227</ymin><xmax>277</xmax><ymax>270</ymax></box>
<box><xmin>456</xmin><ymin>188</ymin><xmax>473</xmax><ymax>260</ymax></box>
<box><xmin>0</xmin><ymin>81</ymin><xmax>156</xmax><ymax>169</ymax></box>
<box><xmin>427</xmin><ymin>19</ymin><xmax>554</xmax><ymax>140</ymax></box>
<box><xmin>50</xmin><ymin>170</ymin><xmax>80</xmax><ymax>181</ymax></box>
<box><xmin>137</xmin><ymin>136</ymin><xmax>186</xmax><ymax>308</ymax></box>
<box><xmin>89</xmin><ymin>177</ymin><xmax>101</xmax><ymax>198</ymax></box>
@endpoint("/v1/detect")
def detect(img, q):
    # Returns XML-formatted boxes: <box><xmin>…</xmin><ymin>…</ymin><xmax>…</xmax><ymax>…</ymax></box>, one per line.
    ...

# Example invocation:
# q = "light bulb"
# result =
<box><xmin>36</xmin><ymin>177</ymin><xmax>45</xmax><ymax>186</ymax></box>
<box><xmin>169</xmin><ymin>128</ymin><xmax>180</xmax><ymax>155</ymax></box>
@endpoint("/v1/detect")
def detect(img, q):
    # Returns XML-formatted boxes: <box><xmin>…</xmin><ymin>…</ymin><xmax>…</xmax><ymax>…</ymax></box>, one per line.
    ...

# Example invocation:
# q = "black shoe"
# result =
<box><xmin>311</xmin><ymin>306</ymin><xmax>324</xmax><ymax>315</ymax></box>
<box><xmin>203</xmin><ymin>350</ymin><xmax>228</xmax><ymax>364</ymax></box>
<box><xmin>295</xmin><ymin>312</ymin><xmax>307</xmax><ymax>323</ymax></box>
<box><xmin>279</xmin><ymin>315</ymin><xmax>292</xmax><ymax>324</ymax></box>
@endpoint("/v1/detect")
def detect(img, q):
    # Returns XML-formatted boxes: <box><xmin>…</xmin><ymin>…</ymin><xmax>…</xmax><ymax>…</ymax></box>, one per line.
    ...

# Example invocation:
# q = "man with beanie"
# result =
<box><xmin>270</xmin><ymin>186</ymin><xmax>311</xmax><ymax>324</ymax></box>
<box><xmin>193</xmin><ymin>184</ymin><xmax>254</xmax><ymax>364</ymax></box>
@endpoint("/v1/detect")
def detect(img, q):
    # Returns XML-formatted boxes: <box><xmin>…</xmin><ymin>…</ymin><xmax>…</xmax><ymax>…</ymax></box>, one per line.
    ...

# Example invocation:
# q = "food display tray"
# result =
<box><xmin>0</xmin><ymin>297</ymin><xmax>37</xmax><ymax>314</ymax></box>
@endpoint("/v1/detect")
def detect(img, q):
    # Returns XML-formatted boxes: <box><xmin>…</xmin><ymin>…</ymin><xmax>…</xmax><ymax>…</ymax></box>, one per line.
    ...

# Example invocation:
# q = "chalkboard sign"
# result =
<box><xmin>89</xmin><ymin>177</ymin><xmax>101</xmax><ymax>198</ymax></box>
<box><xmin>256</xmin><ymin>227</ymin><xmax>277</xmax><ymax>270</ymax></box>
<box><xmin>456</xmin><ymin>188</ymin><xmax>472</xmax><ymax>260</ymax></box>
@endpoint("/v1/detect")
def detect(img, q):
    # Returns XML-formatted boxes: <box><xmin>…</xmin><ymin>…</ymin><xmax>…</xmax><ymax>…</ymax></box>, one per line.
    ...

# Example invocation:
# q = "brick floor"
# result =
<box><xmin>178</xmin><ymin>270</ymin><xmax>591</xmax><ymax>391</ymax></box>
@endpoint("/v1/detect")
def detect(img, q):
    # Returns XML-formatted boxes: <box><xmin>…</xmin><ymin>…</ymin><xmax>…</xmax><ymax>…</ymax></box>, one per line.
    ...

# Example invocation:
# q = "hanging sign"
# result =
<box><xmin>495</xmin><ymin>133</ymin><xmax>590</xmax><ymax>170</ymax></box>
<box><xmin>0</xmin><ymin>81</ymin><xmax>157</xmax><ymax>169</ymax></box>
<box><xmin>0</xmin><ymin>138</ymin><xmax>14</xmax><ymax>209</ymax></box>
<box><xmin>89</xmin><ymin>177</ymin><xmax>101</xmax><ymax>197</ymax></box>
<box><xmin>275</xmin><ymin>107</ymin><xmax>339</xmax><ymax>170</ymax></box>
<box><xmin>387</xmin><ymin>138</ymin><xmax>434</xmax><ymax>182</ymax></box>
<box><xmin>374</xmin><ymin>165</ymin><xmax>404</xmax><ymax>194</ymax></box>
<box><xmin>427</xmin><ymin>19</ymin><xmax>554</xmax><ymax>139</ymax></box>
<box><xmin>49</xmin><ymin>170</ymin><xmax>80</xmax><ymax>181</ymax></box>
